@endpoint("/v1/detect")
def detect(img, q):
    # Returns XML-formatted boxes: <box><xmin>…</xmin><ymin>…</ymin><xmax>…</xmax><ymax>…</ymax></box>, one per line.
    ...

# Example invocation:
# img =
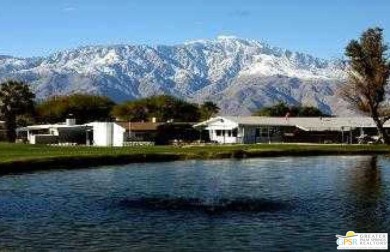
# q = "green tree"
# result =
<box><xmin>254</xmin><ymin>102</ymin><xmax>291</xmax><ymax>117</ymax></box>
<box><xmin>0</xmin><ymin>80</ymin><xmax>35</xmax><ymax>142</ymax></box>
<box><xmin>112</xmin><ymin>101</ymin><xmax>148</xmax><ymax>122</ymax></box>
<box><xmin>339</xmin><ymin>27</ymin><xmax>390</xmax><ymax>144</ymax></box>
<box><xmin>199</xmin><ymin>101</ymin><xmax>220</xmax><ymax>120</ymax></box>
<box><xmin>253</xmin><ymin>102</ymin><xmax>327</xmax><ymax>117</ymax></box>
<box><xmin>145</xmin><ymin>95</ymin><xmax>200</xmax><ymax>122</ymax></box>
<box><xmin>112</xmin><ymin>95</ymin><xmax>201</xmax><ymax>122</ymax></box>
<box><xmin>36</xmin><ymin>94</ymin><xmax>115</xmax><ymax>124</ymax></box>
<box><xmin>297</xmin><ymin>106</ymin><xmax>326</xmax><ymax>117</ymax></box>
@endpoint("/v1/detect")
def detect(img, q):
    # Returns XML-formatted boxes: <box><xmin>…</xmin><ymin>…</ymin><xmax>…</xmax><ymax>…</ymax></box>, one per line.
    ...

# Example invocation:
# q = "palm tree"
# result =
<box><xmin>0</xmin><ymin>80</ymin><xmax>35</xmax><ymax>142</ymax></box>
<box><xmin>200</xmin><ymin>101</ymin><xmax>220</xmax><ymax>120</ymax></box>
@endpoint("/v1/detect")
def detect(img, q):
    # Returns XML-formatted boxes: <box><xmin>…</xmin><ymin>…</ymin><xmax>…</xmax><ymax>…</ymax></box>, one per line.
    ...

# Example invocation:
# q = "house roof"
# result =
<box><xmin>18</xmin><ymin>121</ymin><xmax>195</xmax><ymax>133</ymax></box>
<box><xmin>195</xmin><ymin>116</ymin><xmax>390</xmax><ymax>132</ymax></box>
<box><xmin>17</xmin><ymin>124</ymin><xmax>91</xmax><ymax>131</ymax></box>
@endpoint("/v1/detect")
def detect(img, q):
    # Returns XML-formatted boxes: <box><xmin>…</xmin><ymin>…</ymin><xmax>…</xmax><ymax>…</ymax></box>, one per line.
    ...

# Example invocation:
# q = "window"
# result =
<box><xmin>255</xmin><ymin>128</ymin><xmax>261</xmax><ymax>137</ymax></box>
<box><xmin>216</xmin><ymin>130</ymin><xmax>222</xmax><ymax>136</ymax></box>
<box><xmin>257</xmin><ymin>127</ymin><xmax>281</xmax><ymax>138</ymax></box>
<box><xmin>232</xmin><ymin>129</ymin><xmax>238</xmax><ymax>137</ymax></box>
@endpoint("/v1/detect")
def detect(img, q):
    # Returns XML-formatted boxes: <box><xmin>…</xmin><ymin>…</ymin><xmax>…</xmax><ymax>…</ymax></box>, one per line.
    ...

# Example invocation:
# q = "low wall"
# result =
<box><xmin>31</xmin><ymin>135</ymin><xmax>59</xmax><ymax>145</ymax></box>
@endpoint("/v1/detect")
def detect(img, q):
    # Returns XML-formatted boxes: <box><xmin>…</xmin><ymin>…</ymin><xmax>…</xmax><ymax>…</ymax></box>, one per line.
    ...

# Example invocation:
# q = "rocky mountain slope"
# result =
<box><xmin>0</xmin><ymin>36</ymin><xmax>349</xmax><ymax>115</ymax></box>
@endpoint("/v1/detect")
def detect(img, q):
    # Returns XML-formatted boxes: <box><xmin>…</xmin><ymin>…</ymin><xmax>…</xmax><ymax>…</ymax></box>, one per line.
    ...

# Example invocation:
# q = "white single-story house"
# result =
<box><xmin>194</xmin><ymin>116</ymin><xmax>390</xmax><ymax>144</ymax></box>
<box><xmin>17</xmin><ymin>119</ymin><xmax>91</xmax><ymax>145</ymax></box>
<box><xmin>17</xmin><ymin>119</ymin><xmax>160</xmax><ymax>147</ymax></box>
<box><xmin>17</xmin><ymin>119</ymin><xmax>127</xmax><ymax>146</ymax></box>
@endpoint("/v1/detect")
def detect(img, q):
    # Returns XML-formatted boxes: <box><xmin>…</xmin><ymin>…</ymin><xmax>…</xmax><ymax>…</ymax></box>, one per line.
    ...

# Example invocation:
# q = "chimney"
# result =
<box><xmin>65</xmin><ymin>114</ymin><xmax>76</xmax><ymax>126</ymax></box>
<box><xmin>66</xmin><ymin>118</ymin><xmax>76</xmax><ymax>126</ymax></box>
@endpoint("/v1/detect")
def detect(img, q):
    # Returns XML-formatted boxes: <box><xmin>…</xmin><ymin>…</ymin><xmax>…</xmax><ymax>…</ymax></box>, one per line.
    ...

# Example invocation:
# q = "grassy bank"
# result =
<box><xmin>1</xmin><ymin>142</ymin><xmax>390</xmax><ymax>175</ymax></box>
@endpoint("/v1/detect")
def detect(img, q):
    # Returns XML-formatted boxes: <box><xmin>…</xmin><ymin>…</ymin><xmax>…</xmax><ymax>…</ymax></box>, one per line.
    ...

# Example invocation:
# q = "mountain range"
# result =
<box><xmin>0</xmin><ymin>36</ymin><xmax>350</xmax><ymax>115</ymax></box>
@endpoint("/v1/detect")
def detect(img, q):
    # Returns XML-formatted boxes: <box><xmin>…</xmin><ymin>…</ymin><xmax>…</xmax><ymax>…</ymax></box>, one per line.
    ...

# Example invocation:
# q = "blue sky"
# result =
<box><xmin>0</xmin><ymin>0</ymin><xmax>389</xmax><ymax>59</ymax></box>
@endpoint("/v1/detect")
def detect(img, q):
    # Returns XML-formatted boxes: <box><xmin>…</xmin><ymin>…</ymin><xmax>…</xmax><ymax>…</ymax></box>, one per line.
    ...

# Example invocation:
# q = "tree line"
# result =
<box><xmin>1</xmin><ymin>27</ymin><xmax>390</xmax><ymax>143</ymax></box>
<box><xmin>0</xmin><ymin>81</ymin><xmax>330</xmax><ymax>143</ymax></box>
<box><xmin>0</xmin><ymin>84</ymin><xmax>220</xmax><ymax>142</ymax></box>
<box><xmin>0</xmin><ymin>81</ymin><xmax>328</xmax><ymax>143</ymax></box>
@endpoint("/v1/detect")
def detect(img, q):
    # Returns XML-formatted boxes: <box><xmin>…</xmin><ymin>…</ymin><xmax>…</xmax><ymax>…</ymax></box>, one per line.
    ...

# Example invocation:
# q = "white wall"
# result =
<box><xmin>88</xmin><ymin>122</ymin><xmax>125</xmax><ymax>147</ymax></box>
<box><xmin>89</xmin><ymin>122</ymin><xmax>112</xmax><ymax>146</ymax></box>
<box><xmin>112</xmin><ymin>123</ymin><xmax>125</xmax><ymax>147</ymax></box>
<box><xmin>210</xmin><ymin>130</ymin><xmax>238</xmax><ymax>144</ymax></box>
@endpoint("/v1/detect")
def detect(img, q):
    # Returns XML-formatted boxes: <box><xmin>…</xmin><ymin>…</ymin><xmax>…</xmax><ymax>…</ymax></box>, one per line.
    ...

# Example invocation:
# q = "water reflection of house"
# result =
<box><xmin>194</xmin><ymin>116</ymin><xmax>390</xmax><ymax>144</ymax></box>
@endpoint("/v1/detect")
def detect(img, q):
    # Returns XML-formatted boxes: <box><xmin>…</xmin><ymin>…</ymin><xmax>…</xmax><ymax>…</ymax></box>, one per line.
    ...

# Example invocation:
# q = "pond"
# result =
<box><xmin>0</xmin><ymin>156</ymin><xmax>389</xmax><ymax>251</ymax></box>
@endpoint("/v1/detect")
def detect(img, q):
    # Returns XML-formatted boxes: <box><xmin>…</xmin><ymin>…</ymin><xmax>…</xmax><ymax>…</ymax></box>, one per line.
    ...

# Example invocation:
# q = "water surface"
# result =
<box><xmin>0</xmin><ymin>156</ymin><xmax>389</xmax><ymax>251</ymax></box>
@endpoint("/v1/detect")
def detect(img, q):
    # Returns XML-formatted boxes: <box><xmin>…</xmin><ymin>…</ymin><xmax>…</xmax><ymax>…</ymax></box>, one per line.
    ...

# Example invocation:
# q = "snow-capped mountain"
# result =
<box><xmin>0</xmin><ymin>36</ymin><xmax>349</xmax><ymax>115</ymax></box>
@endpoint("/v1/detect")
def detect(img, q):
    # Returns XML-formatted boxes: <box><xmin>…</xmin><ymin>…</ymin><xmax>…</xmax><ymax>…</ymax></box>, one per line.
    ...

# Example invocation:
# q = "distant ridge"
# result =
<box><xmin>0</xmin><ymin>36</ymin><xmax>350</xmax><ymax>115</ymax></box>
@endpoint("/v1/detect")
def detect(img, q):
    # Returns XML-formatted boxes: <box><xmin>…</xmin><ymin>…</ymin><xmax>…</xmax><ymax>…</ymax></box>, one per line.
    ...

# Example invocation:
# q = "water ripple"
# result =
<box><xmin>118</xmin><ymin>196</ymin><xmax>291</xmax><ymax>214</ymax></box>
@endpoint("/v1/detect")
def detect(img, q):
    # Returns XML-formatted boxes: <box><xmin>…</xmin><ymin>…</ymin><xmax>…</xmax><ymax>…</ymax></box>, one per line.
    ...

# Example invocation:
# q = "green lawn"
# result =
<box><xmin>1</xmin><ymin>142</ymin><xmax>390</xmax><ymax>164</ymax></box>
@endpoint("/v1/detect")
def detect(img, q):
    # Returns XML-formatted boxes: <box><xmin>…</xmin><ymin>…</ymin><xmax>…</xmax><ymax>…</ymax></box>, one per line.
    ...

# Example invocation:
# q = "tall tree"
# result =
<box><xmin>0</xmin><ymin>80</ymin><xmax>35</xmax><ymax>142</ymax></box>
<box><xmin>112</xmin><ymin>101</ymin><xmax>149</xmax><ymax>122</ymax></box>
<box><xmin>36</xmin><ymin>94</ymin><xmax>115</xmax><ymax>124</ymax></box>
<box><xmin>199</xmin><ymin>101</ymin><xmax>220</xmax><ymax>120</ymax></box>
<box><xmin>112</xmin><ymin>95</ymin><xmax>201</xmax><ymax>122</ymax></box>
<box><xmin>339</xmin><ymin>27</ymin><xmax>390</xmax><ymax>144</ymax></box>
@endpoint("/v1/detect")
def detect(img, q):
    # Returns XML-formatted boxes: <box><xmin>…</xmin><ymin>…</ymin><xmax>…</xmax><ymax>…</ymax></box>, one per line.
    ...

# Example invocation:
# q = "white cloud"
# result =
<box><xmin>63</xmin><ymin>6</ymin><xmax>76</xmax><ymax>12</ymax></box>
